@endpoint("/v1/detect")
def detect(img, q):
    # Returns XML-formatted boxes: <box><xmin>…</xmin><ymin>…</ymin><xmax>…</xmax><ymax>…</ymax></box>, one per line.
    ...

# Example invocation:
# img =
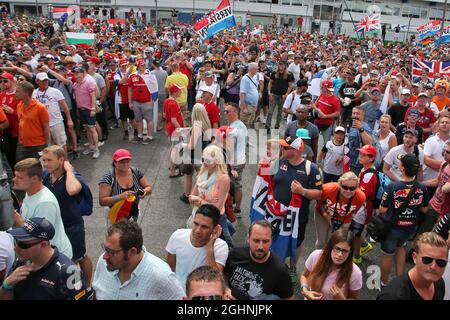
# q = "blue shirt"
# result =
<box><xmin>348</xmin><ymin>122</ymin><xmax>373</xmax><ymax>169</ymax></box>
<box><xmin>332</xmin><ymin>77</ymin><xmax>344</xmax><ymax>97</ymax></box>
<box><xmin>240</xmin><ymin>74</ymin><xmax>259</xmax><ymax>106</ymax></box>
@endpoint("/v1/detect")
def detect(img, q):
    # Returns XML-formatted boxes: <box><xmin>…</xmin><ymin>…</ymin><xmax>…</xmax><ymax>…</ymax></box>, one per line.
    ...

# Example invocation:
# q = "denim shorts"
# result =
<box><xmin>380</xmin><ymin>227</ymin><xmax>416</xmax><ymax>255</ymax></box>
<box><xmin>65</xmin><ymin>221</ymin><xmax>87</xmax><ymax>262</ymax></box>
<box><xmin>79</xmin><ymin>109</ymin><xmax>96</xmax><ymax>127</ymax></box>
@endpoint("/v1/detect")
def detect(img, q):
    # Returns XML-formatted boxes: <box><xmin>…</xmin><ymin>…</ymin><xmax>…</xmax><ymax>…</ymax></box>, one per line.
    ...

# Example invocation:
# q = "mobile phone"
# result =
<box><xmin>135</xmin><ymin>189</ymin><xmax>145</xmax><ymax>197</ymax></box>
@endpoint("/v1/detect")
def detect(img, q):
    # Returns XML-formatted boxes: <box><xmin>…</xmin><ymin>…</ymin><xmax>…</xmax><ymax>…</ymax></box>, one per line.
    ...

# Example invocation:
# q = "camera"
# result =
<box><xmin>135</xmin><ymin>189</ymin><xmax>145</xmax><ymax>197</ymax></box>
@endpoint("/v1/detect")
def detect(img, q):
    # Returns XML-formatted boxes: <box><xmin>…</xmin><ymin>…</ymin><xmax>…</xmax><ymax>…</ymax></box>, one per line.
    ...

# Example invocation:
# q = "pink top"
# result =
<box><xmin>73</xmin><ymin>77</ymin><xmax>97</xmax><ymax>110</ymax></box>
<box><xmin>305</xmin><ymin>249</ymin><xmax>363</xmax><ymax>300</ymax></box>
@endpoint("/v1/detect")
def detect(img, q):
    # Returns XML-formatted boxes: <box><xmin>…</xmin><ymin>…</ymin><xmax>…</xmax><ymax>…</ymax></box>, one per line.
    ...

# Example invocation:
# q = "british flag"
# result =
<box><xmin>355</xmin><ymin>14</ymin><xmax>381</xmax><ymax>33</ymax></box>
<box><xmin>412</xmin><ymin>58</ymin><xmax>450</xmax><ymax>81</ymax></box>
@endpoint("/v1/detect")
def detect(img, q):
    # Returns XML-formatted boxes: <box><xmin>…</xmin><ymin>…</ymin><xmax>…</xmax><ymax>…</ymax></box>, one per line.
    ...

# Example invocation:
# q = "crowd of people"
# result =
<box><xmin>0</xmin><ymin>10</ymin><xmax>449</xmax><ymax>301</ymax></box>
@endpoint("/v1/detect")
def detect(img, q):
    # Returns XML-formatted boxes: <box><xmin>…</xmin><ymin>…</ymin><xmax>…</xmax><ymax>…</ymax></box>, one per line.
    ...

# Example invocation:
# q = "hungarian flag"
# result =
<box><xmin>65</xmin><ymin>32</ymin><xmax>95</xmax><ymax>46</ymax></box>
<box><xmin>194</xmin><ymin>0</ymin><xmax>236</xmax><ymax>40</ymax></box>
<box><xmin>249</xmin><ymin>163</ymin><xmax>302</xmax><ymax>261</ymax></box>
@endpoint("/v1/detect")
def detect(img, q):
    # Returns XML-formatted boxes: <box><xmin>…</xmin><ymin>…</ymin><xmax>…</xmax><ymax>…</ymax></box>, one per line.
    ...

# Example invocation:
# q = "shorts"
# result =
<box><xmin>323</xmin><ymin>172</ymin><xmax>340</xmax><ymax>183</ymax></box>
<box><xmin>157</xmin><ymin>93</ymin><xmax>166</xmax><ymax>114</ymax></box>
<box><xmin>79</xmin><ymin>109</ymin><xmax>96</xmax><ymax>127</ymax></box>
<box><xmin>119</xmin><ymin>103</ymin><xmax>135</xmax><ymax>121</ymax></box>
<box><xmin>240</xmin><ymin>105</ymin><xmax>256</xmax><ymax>127</ymax></box>
<box><xmin>380</xmin><ymin>227</ymin><xmax>416</xmax><ymax>255</ymax></box>
<box><xmin>297</xmin><ymin>208</ymin><xmax>310</xmax><ymax>247</ymax></box>
<box><xmin>64</xmin><ymin>221</ymin><xmax>87</xmax><ymax>262</ymax></box>
<box><xmin>133</xmin><ymin>101</ymin><xmax>153</xmax><ymax>121</ymax></box>
<box><xmin>50</xmin><ymin>122</ymin><xmax>67</xmax><ymax>147</ymax></box>
<box><xmin>350</xmin><ymin>220</ymin><xmax>365</xmax><ymax>237</ymax></box>
<box><xmin>232</xmin><ymin>164</ymin><xmax>245</xmax><ymax>192</ymax></box>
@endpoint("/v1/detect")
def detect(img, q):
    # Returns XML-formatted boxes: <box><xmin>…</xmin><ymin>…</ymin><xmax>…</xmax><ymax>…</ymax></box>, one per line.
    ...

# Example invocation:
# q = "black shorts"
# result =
<box><xmin>296</xmin><ymin>208</ymin><xmax>310</xmax><ymax>247</ymax></box>
<box><xmin>65</xmin><ymin>221</ymin><xmax>87</xmax><ymax>262</ymax></box>
<box><xmin>119</xmin><ymin>103</ymin><xmax>135</xmax><ymax>121</ymax></box>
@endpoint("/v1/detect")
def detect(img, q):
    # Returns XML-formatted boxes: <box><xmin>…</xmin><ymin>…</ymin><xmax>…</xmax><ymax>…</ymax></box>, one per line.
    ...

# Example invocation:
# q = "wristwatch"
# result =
<box><xmin>359</xmin><ymin>127</ymin><xmax>365</xmax><ymax>133</ymax></box>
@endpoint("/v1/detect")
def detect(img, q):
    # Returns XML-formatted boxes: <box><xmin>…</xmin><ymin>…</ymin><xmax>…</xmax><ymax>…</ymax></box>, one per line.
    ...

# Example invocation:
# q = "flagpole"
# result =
<box><xmin>341</xmin><ymin>0</ymin><xmax>361</xmax><ymax>41</ymax></box>
<box><xmin>440</xmin><ymin>0</ymin><xmax>448</xmax><ymax>48</ymax></box>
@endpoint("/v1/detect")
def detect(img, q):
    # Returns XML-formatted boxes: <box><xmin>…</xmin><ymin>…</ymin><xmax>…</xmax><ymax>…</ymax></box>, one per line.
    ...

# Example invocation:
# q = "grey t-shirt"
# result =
<box><xmin>284</xmin><ymin>121</ymin><xmax>319</xmax><ymax>147</ymax></box>
<box><xmin>151</xmin><ymin>69</ymin><xmax>168</xmax><ymax>96</ymax></box>
<box><xmin>92</xmin><ymin>73</ymin><xmax>106</xmax><ymax>99</ymax></box>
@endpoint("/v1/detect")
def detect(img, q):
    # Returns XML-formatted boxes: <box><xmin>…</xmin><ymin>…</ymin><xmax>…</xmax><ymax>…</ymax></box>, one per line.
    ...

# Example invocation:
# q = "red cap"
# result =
<box><xmin>104</xmin><ymin>53</ymin><xmax>114</xmax><ymax>60</ymax></box>
<box><xmin>137</xmin><ymin>59</ymin><xmax>146</xmax><ymax>66</ymax></box>
<box><xmin>358</xmin><ymin>145</ymin><xmax>377</xmax><ymax>158</ymax></box>
<box><xmin>113</xmin><ymin>149</ymin><xmax>132</xmax><ymax>162</ymax></box>
<box><xmin>89</xmin><ymin>57</ymin><xmax>101</xmax><ymax>64</ymax></box>
<box><xmin>119</xmin><ymin>58</ymin><xmax>128</xmax><ymax>66</ymax></box>
<box><xmin>169</xmin><ymin>84</ymin><xmax>184</xmax><ymax>94</ymax></box>
<box><xmin>0</xmin><ymin>72</ymin><xmax>15</xmax><ymax>81</ymax></box>
<box><xmin>321</xmin><ymin>80</ymin><xmax>334</xmax><ymax>91</ymax></box>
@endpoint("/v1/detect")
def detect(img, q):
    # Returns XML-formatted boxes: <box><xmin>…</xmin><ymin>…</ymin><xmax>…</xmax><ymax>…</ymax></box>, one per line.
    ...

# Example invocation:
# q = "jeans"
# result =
<box><xmin>219</xmin><ymin>214</ymin><xmax>234</xmax><ymax>247</ymax></box>
<box><xmin>266</xmin><ymin>94</ymin><xmax>283</xmax><ymax>129</ymax></box>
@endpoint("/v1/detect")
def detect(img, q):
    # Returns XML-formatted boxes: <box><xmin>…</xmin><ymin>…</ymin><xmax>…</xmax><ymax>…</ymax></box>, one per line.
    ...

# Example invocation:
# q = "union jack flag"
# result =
<box><xmin>412</xmin><ymin>58</ymin><xmax>450</xmax><ymax>81</ymax></box>
<box><xmin>355</xmin><ymin>14</ymin><xmax>381</xmax><ymax>33</ymax></box>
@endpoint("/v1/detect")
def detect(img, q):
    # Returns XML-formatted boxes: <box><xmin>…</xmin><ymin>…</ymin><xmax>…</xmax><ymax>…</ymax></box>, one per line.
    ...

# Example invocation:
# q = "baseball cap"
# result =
<box><xmin>370</xmin><ymin>87</ymin><xmax>381</xmax><ymax>93</ymax></box>
<box><xmin>144</xmin><ymin>47</ymin><xmax>154</xmax><ymax>53</ymax></box>
<box><xmin>7</xmin><ymin>217</ymin><xmax>55</xmax><ymax>242</ymax></box>
<box><xmin>322</xmin><ymin>80</ymin><xmax>334</xmax><ymax>91</ymax></box>
<box><xmin>152</xmin><ymin>59</ymin><xmax>161</xmax><ymax>65</ymax></box>
<box><xmin>400</xmin><ymin>153</ymin><xmax>420</xmax><ymax>169</ymax></box>
<box><xmin>35</xmin><ymin>72</ymin><xmax>49</xmax><ymax>81</ymax></box>
<box><xmin>137</xmin><ymin>59</ymin><xmax>146</xmax><ymax>66</ymax></box>
<box><xmin>408</xmin><ymin>108</ymin><xmax>420</xmax><ymax>119</ymax></box>
<box><xmin>357</xmin><ymin>145</ymin><xmax>377</xmax><ymax>158</ymax></box>
<box><xmin>362</xmin><ymin>64</ymin><xmax>368</xmax><ymax>69</ymax></box>
<box><xmin>288</xmin><ymin>51</ymin><xmax>295</xmax><ymax>55</ymax></box>
<box><xmin>201</xmin><ymin>86</ymin><xmax>216</xmax><ymax>96</ymax></box>
<box><xmin>401</xmin><ymin>88</ymin><xmax>411</xmax><ymax>95</ymax></box>
<box><xmin>418</xmin><ymin>92</ymin><xmax>428</xmax><ymax>98</ymax></box>
<box><xmin>113</xmin><ymin>149</ymin><xmax>132</xmax><ymax>162</ymax></box>
<box><xmin>89</xmin><ymin>57</ymin><xmax>101</xmax><ymax>64</ymax></box>
<box><xmin>404</xmin><ymin>128</ymin><xmax>418</xmax><ymax>136</ymax></box>
<box><xmin>370</xmin><ymin>70</ymin><xmax>379</xmax><ymax>75</ymax></box>
<box><xmin>334</xmin><ymin>126</ymin><xmax>346</xmax><ymax>133</ymax></box>
<box><xmin>279</xmin><ymin>136</ymin><xmax>304</xmax><ymax>151</ymax></box>
<box><xmin>64</xmin><ymin>56</ymin><xmax>75</xmax><ymax>64</ymax></box>
<box><xmin>169</xmin><ymin>83</ymin><xmax>184</xmax><ymax>94</ymax></box>
<box><xmin>1</xmin><ymin>72</ymin><xmax>15</xmax><ymax>80</ymax></box>
<box><xmin>72</xmin><ymin>66</ymin><xmax>85</xmax><ymax>73</ymax></box>
<box><xmin>119</xmin><ymin>58</ymin><xmax>128</xmax><ymax>66</ymax></box>
<box><xmin>204</xmin><ymin>71</ymin><xmax>214</xmax><ymax>78</ymax></box>
<box><xmin>296</xmin><ymin>128</ymin><xmax>311</xmax><ymax>140</ymax></box>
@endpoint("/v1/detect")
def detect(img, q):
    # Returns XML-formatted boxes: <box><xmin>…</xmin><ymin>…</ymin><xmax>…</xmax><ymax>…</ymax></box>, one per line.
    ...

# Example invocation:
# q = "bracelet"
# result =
<box><xmin>2</xmin><ymin>279</ymin><xmax>14</xmax><ymax>291</ymax></box>
<box><xmin>301</xmin><ymin>189</ymin><xmax>307</xmax><ymax>197</ymax></box>
<box><xmin>300</xmin><ymin>284</ymin><xmax>310</xmax><ymax>291</ymax></box>
<box><xmin>112</xmin><ymin>195</ymin><xmax>119</xmax><ymax>202</ymax></box>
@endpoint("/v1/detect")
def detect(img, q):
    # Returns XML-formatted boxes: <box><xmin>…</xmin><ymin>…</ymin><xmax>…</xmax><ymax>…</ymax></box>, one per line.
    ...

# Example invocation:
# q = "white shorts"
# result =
<box><xmin>50</xmin><ymin>122</ymin><xmax>67</xmax><ymax>147</ymax></box>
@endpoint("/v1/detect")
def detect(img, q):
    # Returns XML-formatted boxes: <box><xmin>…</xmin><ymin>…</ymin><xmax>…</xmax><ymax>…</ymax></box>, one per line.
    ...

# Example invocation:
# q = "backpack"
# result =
<box><xmin>361</xmin><ymin>168</ymin><xmax>391</xmax><ymax>208</ymax></box>
<box><xmin>42</xmin><ymin>170</ymin><xmax>94</xmax><ymax>217</ymax></box>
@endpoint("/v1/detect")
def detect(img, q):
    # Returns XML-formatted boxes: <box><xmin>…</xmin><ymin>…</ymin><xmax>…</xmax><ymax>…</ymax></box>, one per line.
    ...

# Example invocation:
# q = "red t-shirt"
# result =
<box><xmin>404</xmin><ymin>106</ymin><xmax>435</xmax><ymax>131</ymax></box>
<box><xmin>118</xmin><ymin>82</ymin><xmax>129</xmax><ymax>104</ymax></box>
<box><xmin>164</xmin><ymin>98</ymin><xmax>183</xmax><ymax>137</ymax></box>
<box><xmin>107</xmin><ymin>71</ymin><xmax>117</xmax><ymax>98</ymax></box>
<box><xmin>314</xmin><ymin>93</ymin><xmax>341</xmax><ymax>127</ymax></box>
<box><xmin>359</xmin><ymin>168</ymin><xmax>378</xmax><ymax>223</ymax></box>
<box><xmin>203</xmin><ymin>101</ymin><xmax>219</xmax><ymax>127</ymax></box>
<box><xmin>127</xmin><ymin>73</ymin><xmax>151</xmax><ymax>103</ymax></box>
<box><xmin>179</xmin><ymin>62</ymin><xmax>192</xmax><ymax>89</ymax></box>
<box><xmin>0</xmin><ymin>91</ymin><xmax>19</xmax><ymax>137</ymax></box>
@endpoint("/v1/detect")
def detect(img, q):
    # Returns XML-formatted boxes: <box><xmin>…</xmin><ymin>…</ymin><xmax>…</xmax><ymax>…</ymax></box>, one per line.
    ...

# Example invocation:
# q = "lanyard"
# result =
<box><xmin>36</xmin><ymin>88</ymin><xmax>49</xmax><ymax>105</ymax></box>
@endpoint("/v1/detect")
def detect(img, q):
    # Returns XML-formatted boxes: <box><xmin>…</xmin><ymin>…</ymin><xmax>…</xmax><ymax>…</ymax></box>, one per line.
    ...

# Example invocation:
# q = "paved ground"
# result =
<box><xmin>77</xmin><ymin>111</ymin><xmax>413</xmax><ymax>300</ymax></box>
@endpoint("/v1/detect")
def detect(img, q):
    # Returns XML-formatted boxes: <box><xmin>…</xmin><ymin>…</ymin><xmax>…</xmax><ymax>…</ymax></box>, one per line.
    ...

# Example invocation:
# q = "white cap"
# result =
<box><xmin>200</xmin><ymin>86</ymin><xmax>216</xmax><ymax>96</ymax></box>
<box><xmin>362</xmin><ymin>64</ymin><xmax>368</xmax><ymax>68</ymax></box>
<box><xmin>288</xmin><ymin>51</ymin><xmax>295</xmax><ymax>55</ymax></box>
<box><xmin>335</xmin><ymin>126</ymin><xmax>346</xmax><ymax>133</ymax></box>
<box><xmin>418</xmin><ymin>92</ymin><xmax>428</xmax><ymax>98</ymax></box>
<box><xmin>401</xmin><ymin>88</ymin><xmax>411</xmax><ymax>95</ymax></box>
<box><xmin>36</xmin><ymin>72</ymin><xmax>49</xmax><ymax>81</ymax></box>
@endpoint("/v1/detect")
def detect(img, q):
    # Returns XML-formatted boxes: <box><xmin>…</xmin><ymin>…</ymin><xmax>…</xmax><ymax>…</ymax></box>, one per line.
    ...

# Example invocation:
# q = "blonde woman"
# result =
<box><xmin>314</xmin><ymin>172</ymin><xmax>366</xmax><ymax>250</ymax></box>
<box><xmin>375</xmin><ymin>115</ymin><xmax>397</xmax><ymax>167</ymax></box>
<box><xmin>179</xmin><ymin>103</ymin><xmax>212</xmax><ymax>203</ymax></box>
<box><xmin>188</xmin><ymin>145</ymin><xmax>232</xmax><ymax>246</ymax></box>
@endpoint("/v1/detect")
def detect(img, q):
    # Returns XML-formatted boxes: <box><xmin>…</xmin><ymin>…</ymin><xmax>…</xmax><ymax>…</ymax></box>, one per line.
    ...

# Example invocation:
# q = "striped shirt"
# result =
<box><xmin>98</xmin><ymin>167</ymin><xmax>145</xmax><ymax>199</ymax></box>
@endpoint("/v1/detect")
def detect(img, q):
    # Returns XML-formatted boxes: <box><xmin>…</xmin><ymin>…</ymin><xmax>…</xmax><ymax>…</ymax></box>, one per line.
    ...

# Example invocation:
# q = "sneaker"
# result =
<box><xmin>235</xmin><ymin>209</ymin><xmax>242</xmax><ymax>219</ymax></box>
<box><xmin>179</xmin><ymin>193</ymin><xmax>189</xmax><ymax>204</ymax></box>
<box><xmin>360</xmin><ymin>242</ymin><xmax>373</xmax><ymax>256</ymax></box>
<box><xmin>72</xmin><ymin>151</ymin><xmax>81</xmax><ymax>160</ymax></box>
<box><xmin>353</xmin><ymin>256</ymin><xmax>362</xmax><ymax>264</ymax></box>
<box><xmin>83</xmin><ymin>142</ymin><xmax>89</xmax><ymax>147</ymax></box>
<box><xmin>82</xmin><ymin>148</ymin><xmax>94</xmax><ymax>155</ymax></box>
<box><xmin>288</xmin><ymin>265</ymin><xmax>298</xmax><ymax>284</ymax></box>
<box><xmin>92</xmin><ymin>149</ymin><xmax>100</xmax><ymax>159</ymax></box>
<box><xmin>142</xmin><ymin>136</ymin><xmax>152</xmax><ymax>145</ymax></box>
<box><xmin>98</xmin><ymin>141</ymin><xmax>105</xmax><ymax>147</ymax></box>
<box><xmin>132</xmin><ymin>136</ymin><xmax>143</xmax><ymax>144</ymax></box>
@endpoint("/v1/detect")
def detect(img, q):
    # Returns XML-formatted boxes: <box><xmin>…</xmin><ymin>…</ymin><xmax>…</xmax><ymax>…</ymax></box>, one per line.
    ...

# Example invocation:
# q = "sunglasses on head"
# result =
<box><xmin>15</xmin><ymin>240</ymin><xmax>42</xmax><ymax>249</ymax></box>
<box><xmin>191</xmin><ymin>295</ymin><xmax>223</xmax><ymax>300</ymax></box>
<box><xmin>341</xmin><ymin>185</ymin><xmax>357</xmax><ymax>191</ymax></box>
<box><xmin>421</xmin><ymin>256</ymin><xmax>448</xmax><ymax>268</ymax></box>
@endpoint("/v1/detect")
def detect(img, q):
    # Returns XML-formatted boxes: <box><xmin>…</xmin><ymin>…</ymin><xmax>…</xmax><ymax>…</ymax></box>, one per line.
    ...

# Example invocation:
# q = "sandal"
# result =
<box><xmin>169</xmin><ymin>169</ymin><xmax>183</xmax><ymax>178</ymax></box>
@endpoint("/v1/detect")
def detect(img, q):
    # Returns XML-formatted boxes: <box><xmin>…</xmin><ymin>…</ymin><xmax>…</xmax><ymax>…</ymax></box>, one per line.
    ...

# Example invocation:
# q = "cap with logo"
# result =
<box><xmin>169</xmin><ymin>83</ymin><xmax>184</xmax><ymax>94</ymax></box>
<box><xmin>322</xmin><ymin>80</ymin><xmax>334</xmax><ymax>91</ymax></box>
<box><xmin>36</xmin><ymin>72</ymin><xmax>49</xmax><ymax>81</ymax></box>
<box><xmin>200</xmin><ymin>86</ymin><xmax>216</xmax><ymax>96</ymax></box>
<box><xmin>404</xmin><ymin>128</ymin><xmax>418</xmax><ymax>136</ymax></box>
<box><xmin>7</xmin><ymin>217</ymin><xmax>55</xmax><ymax>242</ymax></box>
<box><xmin>401</xmin><ymin>88</ymin><xmax>411</xmax><ymax>95</ymax></box>
<box><xmin>334</xmin><ymin>126</ymin><xmax>346</xmax><ymax>133</ymax></box>
<box><xmin>357</xmin><ymin>145</ymin><xmax>377</xmax><ymax>157</ymax></box>
<box><xmin>279</xmin><ymin>136</ymin><xmax>304</xmax><ymax>151</ymax></box>
<box><xmin>417</xmin><ymin>92</ymin><xmax>428</xmax><ymax>98</ymax></box>
<box><xmin>204</xmin><ymin>71</ymin><xmax>214</xmax><ymax>78</ymax></box>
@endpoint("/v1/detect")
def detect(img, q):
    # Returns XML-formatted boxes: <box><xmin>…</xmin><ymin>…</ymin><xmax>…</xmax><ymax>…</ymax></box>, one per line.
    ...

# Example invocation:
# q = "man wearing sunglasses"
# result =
<box><xmin>378</xmin><ymin>232</ymin><xmax>447</xmax><ymax>300</ymax></box>
<box><xmin>1</xmin><ymin>217</ymin><xmax>87</xmax><ymax>300</ymax></box>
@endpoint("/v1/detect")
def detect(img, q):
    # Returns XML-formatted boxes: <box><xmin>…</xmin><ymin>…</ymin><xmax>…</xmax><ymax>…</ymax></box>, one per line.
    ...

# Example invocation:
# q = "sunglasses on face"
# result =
<box><xmin>0</xmin><ymin>79</ymin><xmax>9</xmax><ymax>83</ymax></box>
<box><xmin>341</xmin><ymin>185</ymin><xmax>357</xmax><ymax>191</ymax></box>
<box><xmin>202</xmin><ymin>157</ymin><xmax>215</xmax><ymax>165</ymax></box>
<box><xmin>333</xmin><ymin>246</ymin><xmax>350</xmax><ymax>254</ymax></box>
<box><xmin>191</xmin><ymin>295</ymin><xmax>223</xmax><ymax>300</ymax></box>
<box><xmin>15</xmin><ymin>240</ymin><xmax>42</xmax><ymax>249</ymax></box>
<box><xmin>421</xmin><ymin>256</ymin><xmax>448</xmax><ymax>268</ymax></box>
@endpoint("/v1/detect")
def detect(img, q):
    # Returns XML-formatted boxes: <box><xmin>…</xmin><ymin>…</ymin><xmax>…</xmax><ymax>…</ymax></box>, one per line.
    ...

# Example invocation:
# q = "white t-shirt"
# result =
<box><xmin>32</xmin><ymin>87</ymin><xmax>65</xmax><ymax>127</ymax></box>
<box><xmin>423</xmin><ymin>134</ymin><xmax>446</xmax><ymax>180</ymax></box>
<box><xmin>323</xmin><ymin>140</ymin><xmax>345</xmax><ymax>176</ymax></box>
<box><xmin>165</xmin><ymin>229</ymin><xmax>228</xmax><ymax>289</ymax></box>
<box><xmin>21</xmin><ymin>187</ymin><xmax>73</xmax><ymax>259</ymax></box>
<box><xmin>283</xmin><ymin>92</ymin><xmax>302</xmax><ymax>123</ymax></box>
<box><xmin>0</xmin><ymin>232</ymin><xmax>14</xmax><ymax>276</ymax></box>
<box><xmin>288</xmin><ymin>62</ymin><xmax>301</xmax><ymax>83</ymax></box>
<box><xmin>384</xmin><ymin>145</ymin><xmax>425</xmax><ymax>180</ymax></box>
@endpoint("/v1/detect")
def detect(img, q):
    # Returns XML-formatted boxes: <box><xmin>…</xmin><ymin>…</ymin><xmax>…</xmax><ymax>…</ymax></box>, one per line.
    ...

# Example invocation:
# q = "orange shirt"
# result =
<box><xmin>431</xmin><ymin>95</ymin><xmax>450</xmax><ymax>111</ymax></box>
<box><xmin>17</xmin><ymin>99</ymin><xmax>49</xmax><ymax>147</ymax></box>
<box><xmin>316</xmin><ymin>182</ymin><xmax>366</xmax><ymax>224</ymax></box>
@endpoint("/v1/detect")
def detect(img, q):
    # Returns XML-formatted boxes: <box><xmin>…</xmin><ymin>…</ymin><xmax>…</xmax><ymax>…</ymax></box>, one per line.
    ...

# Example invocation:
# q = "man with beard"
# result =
<box><xmin>224</xmin><ymin>220</ymin><xmax>294</xmax><ymax>300</ymax></box>
<box><xmin>92</xmin><ymin>219</ymin><xmax>184</xmax><ymax>300</ymax></box>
